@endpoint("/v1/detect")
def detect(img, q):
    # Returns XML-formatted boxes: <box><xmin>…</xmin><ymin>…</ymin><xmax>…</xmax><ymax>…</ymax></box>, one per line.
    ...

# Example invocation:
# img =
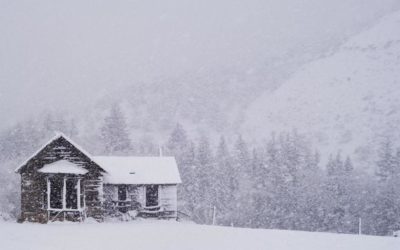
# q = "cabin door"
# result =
<box><xmin>145</xmin><ymin>185</ymin><xmax>159</xmax><ymax>207</ymax></box>
<box><xmin>117</xmin><ymin>185</ymin><xmax>128</xmax><ymax>213</ymax></box>
<box><xmin>49</xmin><ymin>177</ymin><xmax>63</xmax><ymax>209</ymax></box>
<box><xmin>118</xmin><ymin>185</ymin><xmax>127</xmax><ymax>201</ymax></box>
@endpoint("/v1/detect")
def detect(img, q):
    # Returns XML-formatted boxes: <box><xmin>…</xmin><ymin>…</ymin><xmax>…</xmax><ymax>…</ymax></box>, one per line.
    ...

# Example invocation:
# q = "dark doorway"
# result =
<box><xmin>117</xmin><ymin>185</ymin><xmax>128</xmax><ymax>213</ymax></box>
<box><xmin>146</xmin><ymin>185</ymin><xmax>159</xmax><ymax>207</ymax></box>
<box><xmin>66</xmin><ymin>178</ymin><xmax>78</xmax><ymax>209</ymax></box>
<box><xmin>118</xmin><ymin>185</ymin><xmax>127</xmax><ymax>201</ymax></box>
<box><xmin>49</xmin><ymin>177</ymin><xmax>63</xmax><ymax>209</ymax></box>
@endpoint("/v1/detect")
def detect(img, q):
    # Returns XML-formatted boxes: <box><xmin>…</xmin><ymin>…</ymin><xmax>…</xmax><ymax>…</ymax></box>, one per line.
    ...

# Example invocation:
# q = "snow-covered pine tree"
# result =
<box><xmin>214</xmin><ymin>136</ymin><xmax>236</xmax><ymax>225</ymax></box>
<box><xmin>293</xmin><ymin>147</ymin><xmax>324</xmax><ymax>232</ymax></box>
<box><xmin>136</xmin><ymin>134</ymin><xmax>158</xmax><ymax>156</ymax></box>
<box><xmin>373</xmin><ymin>138</ymin><xmax>400</xmax><ymax>235</ymax></box>
<box><xmin>232</xmin><ymin>135</ymin><xmax>253</xmax><ymax>227</ymax></box>
<box><xmin>323</xmin><ymin>153</ymin><xmax>357</xmax><ymax>233</ymax></box>
<box><xmin>262</xmin><ymin>133</ymin><xmax>285</xmax><ymax>229</ymax></box>
<box><xmin>249</xmin><ymin>146</ymin><xmax>269</xmax><ymax>228</ymax></box>
<box><xmin>100</xmin><ymin>104</ymin><xmax>131</xmax><ymax>155</ymax></box>
<box><xmin>178</xmin><ymin>141</ymin><xmax>197</xmax><ymax>217</ymax></box>
<box><xmin>376</xmin><ymin>137</ymin><xmax>397</xmax><ymax>182</ymax></box>
<box><xmin>324</xmin><ymin>154</ymin><xmax>343</xmax><ymax>232</ymax></box>
<box><xmin>166</xmin><ymin>123</ymin><xmax>189</xmax><ymax>157</ymax></box>
<box><xmin>165</xmin><ymin>123</ymin><xmax>197</xmax><ymax>218</ymax></box>
<box><xmin>194</xmin><ymin>135</ymin><xmax>215</xmax><ymax>224</ymax></box>
<box><xmin>340</xmin><ymin>155</ymin><xmax>358</xmax><ymax>233</ymax></box>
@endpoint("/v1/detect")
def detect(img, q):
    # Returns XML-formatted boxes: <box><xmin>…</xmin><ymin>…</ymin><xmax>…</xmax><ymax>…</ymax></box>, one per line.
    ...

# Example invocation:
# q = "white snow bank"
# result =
<box><xmin>0</xmin><ymin>221</ymin><xmax>397</xmax><ymax>250</ymax></box>
<box><xmin>94</xmin><ymin>156</ymin><xmax>181</xmax><ymax>185</ymax></box>
<box><xmin>38</xmin><ymin>160</ymin><xmax>88</xmax><ymax>175</ymax></box>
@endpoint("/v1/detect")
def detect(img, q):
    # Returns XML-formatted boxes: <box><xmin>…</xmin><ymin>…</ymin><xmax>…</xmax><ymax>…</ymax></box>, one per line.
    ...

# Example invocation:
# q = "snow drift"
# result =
<box><xmin>0</xmin><ymin>221</ymin><xmax>398</xmax><ymax>250</ymax></box>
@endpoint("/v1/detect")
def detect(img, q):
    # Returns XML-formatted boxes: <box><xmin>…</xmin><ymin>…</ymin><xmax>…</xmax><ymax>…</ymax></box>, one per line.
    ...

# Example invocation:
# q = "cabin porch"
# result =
<box><xmin>103</xmin><ymin>184</ymin><xmax>177</xmax><ymax>220</ymax></box>
<box><xmin>44</xmin><ymin>174</ymin><xmax>86</xmax><ymax>222</ymax></box>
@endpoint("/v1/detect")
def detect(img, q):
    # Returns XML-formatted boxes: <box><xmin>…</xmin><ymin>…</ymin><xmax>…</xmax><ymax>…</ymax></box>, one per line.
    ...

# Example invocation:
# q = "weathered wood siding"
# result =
<box><xmin>83</xmin><ymin>177</ymin><xmax>104</xmax><ymax>221</ymax></box>
<box><xmin>136</xmin><ymin>186</ymin><xmax>146</xmax><ymax>206</ymax></box>
<box><xmin>20</xmin><ymin>172</ymin><xmax>47</xmax><ymax>223</ymax></box>
<box><xmin>160</xmin><ymin>185</ymin><xmax>178</xmax><ymax>217</ymax></box>
<box><xmin>18</xmin><ymin>136</ymin><xmax>105</xmax><ymax>223</ymax></box>
<box><xmin>103</xmin><ymin>184</ymin><xmax>178</xmax><ymax>218</ymax></box>
<box><xmin>104</xmin><ymin>184</ymin><xmax>142</xmax><ymax>203</ymax></box>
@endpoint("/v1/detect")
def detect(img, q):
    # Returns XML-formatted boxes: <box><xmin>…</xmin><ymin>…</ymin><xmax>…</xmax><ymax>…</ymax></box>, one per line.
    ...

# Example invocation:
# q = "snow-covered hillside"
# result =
<box><xmin>0</xmin><ymin>221</ymin><xmax>398</xmax><ymax>250</ymax></box>
<box><xmin>243</xmin><ymin>10</ymin><xmax>400</xmax><ymax>166</ymax></box>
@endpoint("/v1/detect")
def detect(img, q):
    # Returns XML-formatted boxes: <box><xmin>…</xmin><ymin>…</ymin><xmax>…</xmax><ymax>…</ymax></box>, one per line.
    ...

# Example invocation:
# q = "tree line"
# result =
<box><xmin>0</xmin><ymin>105</ymin><xmax>399</xmax><ymax>235</ymax></box>
<box><xmin>165</xmin><ymin>124</ymin><xmax>400</xmax><ymax>236</ymax></box>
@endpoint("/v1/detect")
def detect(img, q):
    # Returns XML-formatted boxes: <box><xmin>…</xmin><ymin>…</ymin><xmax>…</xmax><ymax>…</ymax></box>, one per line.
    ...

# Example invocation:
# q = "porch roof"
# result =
<box><xmin>38</xmin><ymin>160</ymin><xmax>88</xmax><ymax>175</ymax></box>
<box><xmin>93</xmin><ymin>156</ymin><xmax>181</xmax><ymax>185</ymax></box>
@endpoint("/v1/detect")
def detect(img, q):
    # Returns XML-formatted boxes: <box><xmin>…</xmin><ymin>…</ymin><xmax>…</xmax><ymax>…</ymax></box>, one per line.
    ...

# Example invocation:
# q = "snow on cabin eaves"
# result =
<box><xmin>93</xmin><ymin>156</ymin><xmax>182</xmax><ymax>185</ymax></box>
<box><xmin>38</xmin><ymin>160</ymin><xmax>88</xmax><ymax>175</ymax></box>
<box><xmin>15</xmin><ymin>132</ymin><xmax>104</xmax><ymax>173</ymax></box>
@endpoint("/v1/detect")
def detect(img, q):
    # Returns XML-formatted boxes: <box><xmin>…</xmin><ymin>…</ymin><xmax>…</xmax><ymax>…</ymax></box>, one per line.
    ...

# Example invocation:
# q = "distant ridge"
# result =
<box><xmin>243</xmin><ymin>10</ymin><xmax>400</xmax><ymax>167</ymax></box>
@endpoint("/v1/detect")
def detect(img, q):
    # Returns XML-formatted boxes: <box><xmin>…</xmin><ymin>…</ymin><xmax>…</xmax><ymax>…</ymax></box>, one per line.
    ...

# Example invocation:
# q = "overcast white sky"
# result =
<box><xmin>1</xmin><ymin>0</ymin><xmax>400</xmax><ymax>129</ymax></box>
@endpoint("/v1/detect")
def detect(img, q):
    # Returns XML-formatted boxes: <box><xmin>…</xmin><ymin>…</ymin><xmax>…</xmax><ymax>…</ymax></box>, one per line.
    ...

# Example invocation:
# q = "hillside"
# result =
<box><xmin>0</xmin><ymin>221</ymin><xmax>398</xmax><ymax>250</ymax></box>
<box><xmin>2</xmin><ymin>1</ymin><xmax>400</xmax><ymax>135</ymax></box>
<box><xmin>243</xmin><ymin>10</ymin><xmax>400</xmax><ymax>166</ymax></box>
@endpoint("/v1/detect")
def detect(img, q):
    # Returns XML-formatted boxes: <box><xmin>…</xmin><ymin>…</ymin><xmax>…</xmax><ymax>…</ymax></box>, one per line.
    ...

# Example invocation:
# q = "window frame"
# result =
<box><xmin>145</xmin><ymin>184</ymin><xmax>160</xmax><ymax>207</ymax></box>
<box><xmin>46</xmin><ymin>176</ymin><xmax>84</xmax><ymax>212</ymax></box>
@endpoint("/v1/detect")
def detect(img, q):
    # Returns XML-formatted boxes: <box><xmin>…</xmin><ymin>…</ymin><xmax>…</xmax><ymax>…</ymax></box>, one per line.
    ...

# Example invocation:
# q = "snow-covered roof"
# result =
<box><xmin>15</xmin><ymin>132</ymin><xmax>104</xmax><ymax>173</ymax></box>
<box><xmin>94</xmin><ymin>156</ymin><xmax>182</xmax><ymax>185</ymax></box>
<box><xmin>38</xmin><ymin>160</ymin><xmax>88</xmax><ymax>175</ymax></box>
<box><xmin>15</xmin><ymin>132</ymin><xmax>181</xmax><ymax>185</ymax></box>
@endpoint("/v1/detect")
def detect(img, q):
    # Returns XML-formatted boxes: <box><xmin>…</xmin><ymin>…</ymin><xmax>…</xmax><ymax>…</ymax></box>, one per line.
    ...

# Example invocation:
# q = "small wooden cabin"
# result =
<box><xmin>15</xmin><ymin>133</ymin><xmax>181</xmax><ymax>223</ymax></box>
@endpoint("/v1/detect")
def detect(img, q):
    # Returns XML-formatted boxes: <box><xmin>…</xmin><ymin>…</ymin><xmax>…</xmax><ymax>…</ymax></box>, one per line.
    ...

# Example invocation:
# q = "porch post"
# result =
<box><xmin>77</xmin><ymin>178</ymin><xmax>81</xmax><ymax>210</ymax></box>
<box><xmin>47</xmin><ymin>177</ymin><xmax>51</xmax><ymax>211</ymax></box>
<box><xmin>63</xmin><ymin>177</ymin><xmax>67</xmax><ymax>210</ymax></box>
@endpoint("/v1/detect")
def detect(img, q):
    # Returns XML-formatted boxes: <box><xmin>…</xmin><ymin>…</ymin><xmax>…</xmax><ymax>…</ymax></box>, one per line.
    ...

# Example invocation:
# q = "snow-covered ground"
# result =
<box><xmin>0</xmin><ymin>221</ymin><xmax>398</xmax><ymax>250</ymax></box>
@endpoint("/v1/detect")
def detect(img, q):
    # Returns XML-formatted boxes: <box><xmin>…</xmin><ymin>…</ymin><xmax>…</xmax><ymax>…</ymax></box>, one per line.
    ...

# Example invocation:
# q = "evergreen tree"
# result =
<box><xmin>194</xmin><ymin>135</ymin><xmax>215</xmax><ymax>223</ymax></box>
<box><xmin>179</xmin><ymin>141</ymin><xmax>197</xmax><ymax>214</ymax></box>
<box><xmin>232</xmin><ymin>135</ymin><xmax>253</xmax><ymax>226</ymax></box>
<box><xmin>166</xmin><ymin>123</ymin><xmax>197</xmax><ymax>218</ymax></box>
<box><xmin>373</xmin><ymin>138</ymin><xmax>400</xmax><ymax>235</ymax></box>
<box><xmin>294</xmin><ymin>147</ymin><xmax>324</xmax><ymax>231</ymax></box>
<box><xmin>344</xmin><ymin>156</ymin><xmax>353</xmax><ymax>172</ymax></box>
<box><xmin>262</xmin><ymin>133</ymin><xmax>284</xmax><ymax>229</ymax></box>
<box><xmin>214</xmin><ymin>136</ymin><xmax>236</xmax><ymax>225</ymax></box>
<box><xmin>376</xmin><ymin>137</ymin><xmax>397</xmax><ymax>182</ymax></box>
<box><xmin>100</xmin><ymin>104</ymin><xmax>131</xmax><ymax>155</ymax></box>
<box><xmin>137</xmin><ymin>135</ymin><xmax>158</xmax><ymax>156</ymax></box>
<box><xmin>250</xmin><ymin>146</ymin><xmax>270</xmax><ymax>228</ymax></box>
<box><xmin>166</xmin><ymin>123</ymin><xmax>189</xmax><ymax>157</ymax></box>
<box><xmin>323</xmin><ymin>153</ymin><xmax>357</xmax><ymax>233</ymax></box>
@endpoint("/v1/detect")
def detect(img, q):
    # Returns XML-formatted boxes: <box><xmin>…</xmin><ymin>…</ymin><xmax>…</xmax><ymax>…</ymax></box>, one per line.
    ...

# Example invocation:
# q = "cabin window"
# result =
<box><xmin>146</xmin><ymin>185</ymin><xmax>159</xmax><ymax>207</ymax></box>
<box><xmin>49</xmin><ymin>177</ymin><xmax>63</xmax><ymax>209</ymax></box>
<box><xmin>66</xmin><ymin>179</ymin><xmax>78</xmax><ymax>209</ymax></box>
<box><xmin>47</xmin><ymin>176</ymin><xmax>82</xmax><ymax>211</ymax></box>
<box><xmin>118</xmin><ymin>185</ymin><xmax>127</xmax><ymax>201</ymax></box>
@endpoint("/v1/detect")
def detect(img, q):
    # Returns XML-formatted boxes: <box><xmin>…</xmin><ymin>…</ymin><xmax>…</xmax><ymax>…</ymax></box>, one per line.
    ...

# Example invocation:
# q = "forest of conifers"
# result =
<box><xmin>0</xmin><ymin>105</ymin><xmax>399</xmax><ymax>236</ymax></box>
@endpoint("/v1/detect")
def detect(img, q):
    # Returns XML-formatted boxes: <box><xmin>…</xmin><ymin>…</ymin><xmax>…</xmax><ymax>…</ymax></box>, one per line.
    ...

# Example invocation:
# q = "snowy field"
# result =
<box><xmin>0</xmin><ymin>221</ymin><xmax>398</xmax><ymax>250</ymax></box>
